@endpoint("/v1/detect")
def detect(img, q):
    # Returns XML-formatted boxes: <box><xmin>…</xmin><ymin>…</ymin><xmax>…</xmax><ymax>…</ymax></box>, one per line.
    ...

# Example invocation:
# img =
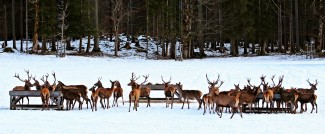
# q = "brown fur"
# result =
<box><xmin>90</xmin><ymin>86</ymin><xmax>99</xmax><ymax>112</ymax></box>
<box><xmin>41</xmin><ymin>87</ymin><xmax>50</xmax><ymax>111</ymax></box>
<box><xmin>213</xmin><ymin>92</ymin><xmax>242</xmax><ymax>119</ymax></box>
<box><xmin>129</xmin><ymin>84</ymin><xmax>141</xmax><ymax>112</ymax></box>
<box><xmin>94</xmin><ymin>80</ymin><xmax>115</xmax><ymax>109</ymax></box>
<box><xmin>177</xmin><ymin>83</ymin><xmax>202</xmax><ymax>110</ymax></box>
<box><xmin>112</xmin><ymin>80</ymin><xmax>124</xmax><ymax>107</ymax></box>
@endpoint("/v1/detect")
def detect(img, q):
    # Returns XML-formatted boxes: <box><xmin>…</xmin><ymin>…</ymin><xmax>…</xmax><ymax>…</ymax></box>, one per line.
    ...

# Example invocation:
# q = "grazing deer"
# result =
<box><xmin>176</xmin><ymin>82</ymin><xmax>202</xmax><ymax>110</ymax></box>
<box><xmin>57</xmin><ymin>81</ymin><xmax>92</xmax><ymax>110</ymax></box>
<box><xmin>12</xmin><ymin>70</ymin><xmax>33</xmax><ymax>107</ymax></box>
<box><xmin>90</xmin><ymin>86</ymin><xmax>99</xmax><ymax>112</ymax></box>
<box><xmin>93</xmin><ymin>78</ymin><xmax>115</xmax><ymax>109</ymax></box>
<box><xmin>112</xmin><ymin>80</ymin><xmax>124</xmax><ymax>107</ymax></box>
<box><xmin>40</xmin><ymin>87</ymin><xmax>50</xmax><ymax>111</ymax></box>
<box><xmin>162</xmin><ymin>76</ymin><xmax>177</xmax><ymax>109</ymax></box>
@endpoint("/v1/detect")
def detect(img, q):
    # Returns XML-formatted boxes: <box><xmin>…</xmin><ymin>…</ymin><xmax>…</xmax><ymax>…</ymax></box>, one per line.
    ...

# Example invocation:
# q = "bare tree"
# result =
<box><xmin>3</xmin><ymin>5</ymin><xmax>8</xmax><ymax>48</ymax></box>
<box><xmin>12</xmin><ymin>0</ymin><xmax>16</xmax><ymax>49</ymax></box>
<box><xmin>31</xmin><ymin>0</ymin><xmax>40</xmax><ymax>53</ymax></box>
<box><xmin>57</xmin><ymin>0</ymin><xmax>70</xmax><ymax>57</ymax></box>
<box><xmin>111</xmin><ymin>0</ymin><xmax>128</xmax><ymax>57</ymax></box>
<box><xmin>92</xmin><ymin>0</ymin><xmax>100</xmax><ymax>52</ymax></box>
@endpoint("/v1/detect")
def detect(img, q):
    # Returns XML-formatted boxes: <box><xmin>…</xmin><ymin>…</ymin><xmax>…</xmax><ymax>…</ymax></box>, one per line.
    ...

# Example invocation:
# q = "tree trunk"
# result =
<box><xmin>294</xmin><ymin>0</ymin><xmax>300</xmax><ymax>52</ymax></box>
<box><xmin>198</xmin><ymin>0</ymin><xmax>205</xmax><ymax>57</ymax></box>
<box><xmin>20</xmin><ymin>0</ymin><xmax>23</xmax><ymax>52</ymax></box>
<box><xmin>4</xmin><ymin>5</ymin><xmax>8</xmax><ymax>48</ymax></box>
<box><xmin>32</xmin><ymin>0</ymin><xmax>40</xmax><ymax>53</ymax></box>
<box><xmin>277</xmin><ymin>0</ymin><xmax>283</xmax><ymax>53</ymax></box>
<box><xmin>218</xmin><ymin>0</ymin><xmax>224</xmax><ymax>54</ymax></box>
<box><xmin>318</xmin><ymin>0</ymin><xmax>324</xmax><ymax>51</ymax></box>
<box><xmin>12</xmin><ymin>0</ymin><xmax>17</xmax><ymax>49</ymax></box>
<box><xmin>92</xmin><ymin>0</ymin><xmax>100</xmax><ymax>52</ymax></box>
<box><xmin>259</xmin><ymin>40</ymin><xmax>267</xmax><ymax>55</ymax></box>
<box><xmin>79</xmin><ymin>36</ymin><xmax>83</xmax><ymax>53</ymax></box>
<box><xmin>41</xmin><ymin>36</ymin><xmax>47</xmax><ymax>53</ymax></box>
<box><xmin>25</xmin><ymin>0</ymin><xmax>29</xmax><ymax>53</ymax></box>
<box><xmin>86</xmin><ymin>34</ymin><xmax>91</xmax><ymax>53</ymax></box>
<box><xmin>51</xmin><ymin>36</ymin><xmax>56</xmax><ymax>52</ymax></box>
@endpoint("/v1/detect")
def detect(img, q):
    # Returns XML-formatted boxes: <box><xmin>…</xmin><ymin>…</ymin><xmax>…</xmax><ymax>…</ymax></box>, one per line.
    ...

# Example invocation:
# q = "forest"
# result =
<box><xmin>0</xmin><ymin>0</ymin><xmax>324</xmax><ymax>59</ymax></box>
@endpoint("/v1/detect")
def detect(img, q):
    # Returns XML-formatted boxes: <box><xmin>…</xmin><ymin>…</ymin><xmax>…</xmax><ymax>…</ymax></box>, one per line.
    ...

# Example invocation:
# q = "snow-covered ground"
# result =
<box><xmin>0</xmin><ymin>53</ymin><xmax>324</xmax><ymax>133</ymax></box>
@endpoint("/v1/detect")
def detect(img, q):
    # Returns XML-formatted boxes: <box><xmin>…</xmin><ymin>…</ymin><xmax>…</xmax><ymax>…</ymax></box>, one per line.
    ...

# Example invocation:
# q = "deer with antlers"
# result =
<box><xmin>112</xmin><ymin>80</ymin><xmax>124</xmax><ymax>107</ymax></box>
<box><xmin>127</xmin><ymin>74</ymin><xmax>151</xmax><ymax>108</ymax></box>
<box><xmin>127</xmin><ymin>73</ymin><xmax>149</xmax><ymax>112</ymax></box>
<box><xmin>93</xmin><ymin>78</ymin><xmax>115</xmax><ymax>109</ymax></box>
<box><xmin>295</xmin><ymin>79</ymin><xmax>318</xmax><ymax>113</ymax></box>
<box><xmin>40</xmin><ymin>86</ymin><xmax>50</xmax><ymax>111</ymax></box>
<box><xmin>161</xmin><ymin>76</ymin><xmax>177</xmax><ymax>109</ymax></box>
<box><xmin>262</xmin><ymin>75</ymin><xmax>284</xmax><ymax>113</ymax></box>
<box><xmin>202</xmin><ymin>74</ymin><xmax>224</xmax><ymax>115</ymax></box>
<box><xmin>12</xmin><ymin>70</ymin><xmax>33</xmax><ymax>107</ymax></box>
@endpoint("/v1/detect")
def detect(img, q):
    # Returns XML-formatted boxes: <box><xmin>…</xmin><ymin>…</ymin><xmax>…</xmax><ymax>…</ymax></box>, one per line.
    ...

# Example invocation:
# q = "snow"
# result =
<box><xmin>0</xmin><ymin>53</ymin><xmax>324</xmax><ymax>133</ymax></box>
<box><xmin>1</xmin><ymin>38</ymin><xmax>325</xmax><ymax>133</ymax></box>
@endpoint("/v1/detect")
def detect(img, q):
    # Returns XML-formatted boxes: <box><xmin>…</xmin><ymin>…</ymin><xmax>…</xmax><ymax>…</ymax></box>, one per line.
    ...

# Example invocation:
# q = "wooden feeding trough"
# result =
<box><xmin>139</xmin><ymin>84</ymin><xmax>182</xmax><ymax>103</ymax></box>
<box><xmin>9</xmin><ymin>90</ymin><xmax>63</xmax><ymax>110</ymax></box>
<box><xmin>242</xmin><ymin>93</ymin><xmax>292</xmax><ymax>113</ymax></box>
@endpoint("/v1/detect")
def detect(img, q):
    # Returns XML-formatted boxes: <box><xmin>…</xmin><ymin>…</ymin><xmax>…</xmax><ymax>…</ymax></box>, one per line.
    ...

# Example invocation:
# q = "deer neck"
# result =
<box><xmin>24</xmin><ymin>83</ymin><xmax>31</xmax><ymax>91</ymax></box>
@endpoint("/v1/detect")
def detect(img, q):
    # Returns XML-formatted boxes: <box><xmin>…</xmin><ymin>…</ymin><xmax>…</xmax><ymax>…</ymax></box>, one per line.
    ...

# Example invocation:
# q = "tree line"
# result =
<box><xmin>0</xmin><ymin>0</ymin><xmax>324</xmax><ymax>58</ymax></box>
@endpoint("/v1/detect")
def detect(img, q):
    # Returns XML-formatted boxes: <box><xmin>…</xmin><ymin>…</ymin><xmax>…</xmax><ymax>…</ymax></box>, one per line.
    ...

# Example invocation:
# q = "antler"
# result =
<box><xmin>98</xmin><ymin>77</ymin><xmax>102</xmax><ymax>81</ymax></box>
<box><xmin>218</xmin><ymin>80</ymin><xmax>224</xmax><ymax>88</ymax></box>
<box><xmin>161</xmin><ymin>76</ymin><xmax>172</xmax><ymax>84</ymax></box>
<box><xmin>41</xmin><ymin>75</ymin><xmax>46</xmax><ymax>83</ymax></box>
<box><xmin>260</xmin><ymin>75</ymin><xmax>266</xmax><ymax>84</ymax></box>
<box><xmin>141</xmin><ymin>74</ymin><xmax>149</xmax><ymax>85</ymax></box>
<box><xmin>247</xmin><ymin>78</ymin><xmax>253</xmax><ymax>87</ymax></box>
<box><xmin>276</xmin><ymin>75</ymin><xmax>284</xmax><ymax>87</ymax></box>
<box><xmin>206</xmin><ymin>73</ymin><xmax>219</xmax><ymax>85</ymax></box>
<box><xmin>130</xmin><ymin>72</ymin><xmax>140</xmax><ymax>81</ymax></box>
<box><xmin>52</xmin><ymin>72</ymin><xmax>56</xmax><ymax>85</ymax></box>
<box><xmin>24</xmin><ymin>69</ymin><xmax>32</xmax><ymax>81</ymax></box>
<box><xmin>271</xmin><ymin>75</ymin><xmax>276</xmax><ymax>86</ymax></box>
<box><xmin>14</xmin><ymin>73</ymin><xmax>25</xmax><ymax>82</ymax></box>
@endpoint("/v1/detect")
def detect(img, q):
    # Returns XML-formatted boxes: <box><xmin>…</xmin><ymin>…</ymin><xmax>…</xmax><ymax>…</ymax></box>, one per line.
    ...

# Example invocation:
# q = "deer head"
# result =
<box><xmin>94</xmin><ymin>77</ymin><xmax>103</xmax><ymax>88</ymax></box>
<box><xmin>161</xmin><ymin>76</ymin><xmax>172</xmax><ymax>88</ymax></box>
<box><xmin>127</xmin><ymin>72</ymin><xmax>140</xmax><ymax>86</ymax></box>
<box><xmin>52</xmin><ymin>72</ymin><xmax>57</xmax><ymax>86</ymax></box>
<box><xmin>307</xmin><ymin>79</ymin><xmax>318</xmax><ymax>90</ymax></box>
<box><xmin>14</xmin><ymin>70</ymin><xmax>33</xmax><ymax>89</ymax></box>
<box><xmin>206</xmin><ymin>73</ymin><xmax>220</xmax><ymax>90</ymax></box>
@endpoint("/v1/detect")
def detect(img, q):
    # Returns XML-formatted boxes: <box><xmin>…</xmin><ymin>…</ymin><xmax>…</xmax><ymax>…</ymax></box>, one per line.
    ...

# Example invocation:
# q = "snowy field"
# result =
<box><xmin>0</xmin><ymin>53</ymin><xmax>325</xmax><ymax>133</ymax></box>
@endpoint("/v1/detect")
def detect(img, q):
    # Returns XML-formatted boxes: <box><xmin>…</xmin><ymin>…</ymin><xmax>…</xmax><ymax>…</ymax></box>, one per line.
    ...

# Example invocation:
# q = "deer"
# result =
<box><xmin>90</xmin><ymin>86</ymin><xmax>99</xmax><ymax>112</ymax></box>
<box><xmin>40</xmin><ymin>86</ymin><xmax>50</xmax><ymax>111</ymax></box>
<box><xmin>127</xmin><ymin>73</ymin><xmax>149</xmax><ymax>112</ymax></box>
<box><xmin>238</xmin><ymin>80</ymin><xmax>262</xmax><ymax>113</ymax></box>
<box><xmin>296</xmin><ymin>79</ymin><xmax>318</xmax><ymax>112</ymax></box>
<box><xmin>213</xmin><ymin>92</ymin><xmax>242</xmax><ymax>119</ymax></box>
<box><xmin>93</xmin><ymin>78</ymin><xmax>115</xmax><ymax>109</ymax></box>
<box><xmin>161</xmin><ymin>76</ymin><xmax>177</xmax><ymax>109</ymax></box>
<box><xmin>112</xmin><ymin>80</ymin><xmax>124</xmax><ymax>107</ymax></box>
<box><xmin>278</xmin><ymin>87</ymin><xmax>299</xmax><ymax>114</ymax></box>
<box><xmin>262</xmin><ymin>75</ymin><xmax>284</xmax><ymax>113</ymax></box>
<box><xmin>202</xmin><ymin>74</ymin><xmax>224</xmax><ymax>115</ymax></box>
<box><xmin>57</xmin><ymin>81</ymin><xmax>92</xmax><ymax>110</ymax></box>
<box><xmin>58</xmin><ymin>85</ymin><xmax>83</xmax><ymax>110</ymax></box>
<box><xmin>40</xmin><ymin>72</ymin><xmax>58</xmax><ymax>105</ymax></box>
<box><xmin>127</xmin><ymin>74</ymin><xmax>151</xmax><ymax>107</ymax></box>
<box><xmin>176</xmin><ymin>82</ymin><xmax>202</xmax><ymax>110</ymax></box>
<box><xmin>12</xmin><ymin>70</ymin><xmax>33</xmax><ymax>107</ymax></box>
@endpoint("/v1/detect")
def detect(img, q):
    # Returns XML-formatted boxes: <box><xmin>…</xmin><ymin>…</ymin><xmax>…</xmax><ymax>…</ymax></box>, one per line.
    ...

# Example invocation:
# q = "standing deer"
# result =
<box><xmin>202</xmin><ymin>74</ymin><xmax>224</xmax><ymax>115</ymax></box>
<box><xmin>112</xmin><ymin>80</ymin><xmax>124</xmax><ymax>107</ymax></box>
<box><xmin>128</xmin><ymin>73</ymin><xmax>149</xmax><ymax>112</ymax></box>
<box><xmin>93</xmin><ymin>78</ymin><xmax>115</xmax><ymax>109</ymax></box>
<box><xmin>296</xmin><ymin>79</ymin><xmax>318</xmax><ymax>113</ymax></box>
<box><xmin>90</xmin><ymin>86</ymin><xmax>99</xmax><ymax>112</ymax></box>
<box><xmin>176</xmin><ymin>82</ymin><xmax>202</xmax><ymax>110</ymax></box>
<box><xmin>12</xmin><ymin>70</ymin><xmax>33</xmax><ymax>107</ymax></box>
<box><xmin>40</xmin><ymin>86</ymin><xmax>50</xmax><ymax>111</ymax></box>
<box><xmin>162</xmin><ymin>76</ymin><xmax>177</xmax><ymax>109</ymax></box>
<box><xmin>127</xmin><ymin>74</ymin><xmax>151</xmax><ymax>107</ymax></box>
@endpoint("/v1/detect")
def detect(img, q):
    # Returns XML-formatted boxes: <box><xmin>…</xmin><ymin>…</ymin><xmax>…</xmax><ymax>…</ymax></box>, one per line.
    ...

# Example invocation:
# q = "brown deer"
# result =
<box><xmin>162</xmin><ymin>76</ymin><xmax>177</xmax><ymax>109</ymax></box>
<box><xmin>40</xmin><ymin>87</ymin><xmax>50</xmax><ymax>111</ymax></box>
<box><xmin>296</xmin><ymin>79</ymin><xmax>318</xmax><ymax>112</ymax></box>
<box><xmin>213</xmin><ymin>92</ymin><xmax>242</xmax><ymax>119</ymax></box>
<box><xmin>13</xmin><ymin>70</ymin><xmax>33</xmax><ymax>106</ymax></box>
<box><xmin>93</xmin><ymin>78</ymin><xmax>115</xmax><ymax>109</ymax></box>
<box><xmin>176</xmin><ymin>82</ymin><xmax>202</xmax><ymax>110</ymax></box>
<box><xmin>127</xmin><ymin>74</ymin><xmax>151</xmax><ymax>107</ymax></box>
<box><xmin>58</xmin><ymin>85</ymin><xmax>82</xmax><ymax>110</ymax></box>
<box><xmin>279</xmin><ymin>87</ymin><xmax>299</xmax><ymax>113</ymax></box>
<box><xmin>57</xmin><ymin>81</ymin><xmax>92</xmax><ymax>110</ymax></box>
<box><xmin>90</xmin><ymin>86</ymin><xmax>99</xmax><ymax>112</ymax></box>
<box><xmin>262</xmin><ymin>75</ymin><xmax>284</xmax><ymax>113</ymax></box>
<box><xmin>202</xmin><ymin>74</ymin><xmax>224</xmax><ymax>115</ymax></box>
<box><xmin>112</xmin><ymin>80</ymin><xmax>124</xmax><ymax>107</ymax></box>
<box><xmin>127</xmin><ymin>73</ymin><xmax>149</xmax><ymax>112</ymax></box>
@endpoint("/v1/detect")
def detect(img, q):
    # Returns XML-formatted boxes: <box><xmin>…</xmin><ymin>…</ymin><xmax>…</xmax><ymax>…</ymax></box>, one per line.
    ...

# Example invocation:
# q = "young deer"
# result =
<box><xmin>128</xmin><ymin>73</ymin><xmax>149</xmax><ymax>112</ymax></box>
<box><xmin>90</xmin><ymin>86</ymin><xmax>99</xmax><ymax>112</ymax></box>
<box><xmin>93</xmin><ymin>78</ymin><xmax>115</xmax><ymax>109</ymax></box>
<box><xmin>112</xmin><ymin>80</ymin><xmax>124</xmax><ymax>107</ymax></box>
<box><xmin>176</xmin><ymin>82</ymin><xmax>202</xmax><ymax>110</ymax></box>
<box><xmin>13</xmin><ymin>70</ymin><xmax>33</xmax><ymax>106</ymax></box>
<box><xmin>40</xmin><ymin>87</ymin><xmax>50</xmax><ymax>111</ymax></box>
<box><xmin>162</xmin><ymin>76</ymin><xmax>176</xmax><ymax>109</ymax></box>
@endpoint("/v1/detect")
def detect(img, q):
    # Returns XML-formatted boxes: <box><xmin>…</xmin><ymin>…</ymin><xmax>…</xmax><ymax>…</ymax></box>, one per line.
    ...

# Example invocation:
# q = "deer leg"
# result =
<box><xmin>187</xmin><ymin>98</ymin><xmax>190</xmax><ymax>109</ymax></box>
<box><xmin>128</xmin><ymin>95</ymin><xmax>131</xmax><ymax>112</ymax></box>
<box><xmin>100</xmin><ymin>98</ymin><xmax>105</xmax><ymax>109</ymax></box>
<box><xmin>107</xmin><ymin>98</ymin><xmax>110</xmax><ymax>109</ymax></box>
<box><xmin>310</xmin><ymin>102</ymin><xmax>315</xmax><ymax>113</ymax></box>
<box><xmin>165</xmin><ymin>97</ymin><xmax>168</xmax><ymax>108</ymax></box>
<box><xmin>230</xmin><ymin>107</ymin><xmax>236</xmax><ymax>119</ymax></box>
<box><xmin>171</xmin><ymin>94</ymin><xmax>174</xmax><ymax>109</ymax></box>
<box><xmin>181</xmin><ymin>98</ymin><xmax>185</xmax><ymax>109</ymax></box>
<box><xmin>122</xmin><ymin>96</ymin><xmax>125</xmax><ymax>105</ymax></box>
